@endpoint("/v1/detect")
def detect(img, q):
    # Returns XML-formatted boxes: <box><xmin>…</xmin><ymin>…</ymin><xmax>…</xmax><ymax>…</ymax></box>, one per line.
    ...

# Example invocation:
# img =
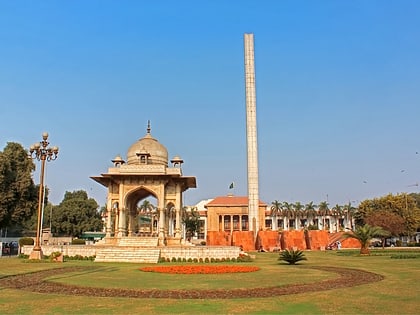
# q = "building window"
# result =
<box><xmin>241</xmin><ymin>215</ymin><xmax>249</xmax><ymax>231</ymax></box>
<box><xmin>233</xmin><ymin>215</ymin><xmax>240</xmax><ymax>231</ymax></box>
<box><xmin>224</xmin><ymin>216</ymin><xmax>231</xmax><ymax>232</ymax></box>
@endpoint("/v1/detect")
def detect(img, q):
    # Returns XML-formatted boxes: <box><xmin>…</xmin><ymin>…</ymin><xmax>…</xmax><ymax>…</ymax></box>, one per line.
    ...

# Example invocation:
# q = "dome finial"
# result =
<box><xmin>147</xmin><ymin>120</ymin><xmax>151</xmax><ymax>134</ymax></box>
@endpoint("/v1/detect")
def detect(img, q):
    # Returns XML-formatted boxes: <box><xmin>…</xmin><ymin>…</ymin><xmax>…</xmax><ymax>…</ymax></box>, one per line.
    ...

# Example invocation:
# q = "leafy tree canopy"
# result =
<box><xmin>52</xmin><ymin>190</ymin><xmax>103</xmax><ymax>237</ymax></box>
<box><xmin>356</xmin><ymin>193</ymin><xmax>420</xmax><ymax>236</ymax></box>
<box><xmin>182</xmin><ymin>207</ymin><xmax>200</xmax><ymax>239</ymax></box>
<box><xmin>0</xmin><ymin>142</ymin><xmax>38</xmax><ymax>233</ymax></box>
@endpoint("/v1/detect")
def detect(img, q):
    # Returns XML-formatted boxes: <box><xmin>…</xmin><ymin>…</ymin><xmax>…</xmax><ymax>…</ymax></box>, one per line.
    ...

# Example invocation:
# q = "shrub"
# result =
<box><xmin>390</xmin><ymin>254</ymin><xmax>420</xmax><ymax>259</ymax></box>
<box><xmin>278</xmin><ymin>248</ymin><xmax>307</xmax><ymax>265</ymax></box>
<box><xmin>307</xmin><ymin>224</ymin><xmax>318</xmax><ymax>230</ymax></box>
<box><xmin>19</xmin><ymin>237</ymin><xmax>34</xmax><ymax>246</ymax></box>
<box><xmin>71</xmin><ymin>239</ymin><xmax>86</xmax><ymax>245</ymax></box>
<box><xmin>49</xmin><ymin>251</ymin><xmax>63</xmax><ymax>261</ymax></box>
<box><xmin>237</xmin><ymin>254</ymin><xmax>252</xmax><ymax>262</ymax></box>
<box><xmin>396</xmin><ymin>240</ymin><xmax>402</xmax><ymax>247</ymax></box>
<box><xmin>171</xmin><ymin>257</ymin><xmax>177</xmax><ymax>262</ymax></box>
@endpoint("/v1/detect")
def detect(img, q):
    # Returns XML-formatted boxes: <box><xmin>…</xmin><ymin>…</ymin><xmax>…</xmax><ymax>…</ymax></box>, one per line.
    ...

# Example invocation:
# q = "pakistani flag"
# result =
<box><xmin>229</xmin><ymin>182</ymin><xmax>234</xmax><ymax>189</ymax></box>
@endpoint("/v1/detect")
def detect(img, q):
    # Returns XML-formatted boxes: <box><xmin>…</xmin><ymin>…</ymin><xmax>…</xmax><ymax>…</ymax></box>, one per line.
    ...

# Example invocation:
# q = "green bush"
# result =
<box><xmin>390</xmin><ymin>254</ymin><xmax>420</xmax><ymax>259</ymax></box>
<box><xmin>396</xmin><ymin>240</ymin><xmax>402</xmax><ymax>247</ymax></box>
<box><xmin>237</xmin><ymin>254</ymin><xmax>252</xmax><ymax>262</ymax></box>
<box><xmin>71</xmin><ymin>239</ymin><xmax>86</xmax><ymax>245</ymax></box>
<box><xmin>278</xmin><ymin>249</ymin><xmax>307</xmax><ymax>265</ymax></box>
<box><xmin>19</xmin><ymin>237</ymin><xmax>34</xmax><ymax>246</ymax></box>
<box><xmin>49</xmin><ymin>251</ymin><xmax>63</xmax><ymax>261</ymax></box>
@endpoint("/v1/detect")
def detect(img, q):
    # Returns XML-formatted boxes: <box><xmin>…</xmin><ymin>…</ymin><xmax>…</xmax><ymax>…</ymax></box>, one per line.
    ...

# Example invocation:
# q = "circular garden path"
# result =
<box><xmin>0</xmin><ymin>266</ymin><xmax>384</xmax><ymax>299</ymax></box>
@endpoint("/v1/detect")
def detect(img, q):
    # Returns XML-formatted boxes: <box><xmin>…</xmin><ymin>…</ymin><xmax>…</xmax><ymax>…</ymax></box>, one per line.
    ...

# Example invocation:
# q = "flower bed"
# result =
<box><xmin>140</xmin><ymin>265</ymin><xmax>260</xmax><ymax>274</ymax></box>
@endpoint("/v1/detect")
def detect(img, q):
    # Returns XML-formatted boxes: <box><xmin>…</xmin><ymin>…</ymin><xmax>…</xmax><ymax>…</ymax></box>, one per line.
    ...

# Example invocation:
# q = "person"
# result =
<box><xmin>336</xmin><ymin>241</ymin><xmax>342</xmax><ymax>250</ymax></box>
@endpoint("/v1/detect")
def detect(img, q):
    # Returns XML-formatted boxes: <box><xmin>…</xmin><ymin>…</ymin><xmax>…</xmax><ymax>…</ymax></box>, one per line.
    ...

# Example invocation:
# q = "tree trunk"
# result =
<box><xmin>360</xmin><ymin>246</ymin><xmax>370</xmax><ymax>255</ymax></box>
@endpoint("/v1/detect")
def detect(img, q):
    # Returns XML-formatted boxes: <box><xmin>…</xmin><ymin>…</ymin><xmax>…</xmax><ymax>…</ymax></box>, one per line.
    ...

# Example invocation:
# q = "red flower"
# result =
<box><xmin>139</xmin><ymin>265</ymin><xmax>260</xmax><ymax>274</ymax></box>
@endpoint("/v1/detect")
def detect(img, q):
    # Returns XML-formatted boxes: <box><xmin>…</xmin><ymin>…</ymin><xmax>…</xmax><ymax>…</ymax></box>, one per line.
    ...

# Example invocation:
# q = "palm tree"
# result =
<box><xmin>304</xmin><ymin>201</ymin><xmax>318</xmax><ymax>227</ymax></box>
<box><xmin>318</xmin><ymin>201</ymin><xmax>330</xmax><ymax>231</ymax></box>
<box><xmin>138</xmin><ymin>199</ymin><xmax>156</xmax><ymax>215</ymax></box>
<box><xmin>331</xmin><ymin>204</ymin><xmax>343</xmax><ymax>232</ymax></box>
<box><xmin>137</xmin><ymin>200</ymin><xmax>156</xmax><ymax>234</ymax></box>
<box><xmin>293</xmin><ymin>201</ymin><xmax>305</xmax><ymax>229</ymax></box>
<box><xmin>270</xmin><ymin>200</ymin><xmax>282</xmax><ymax>216</ymax></box>
<box><xmin>343</xmin><ymin>202</ymin><xmax>356</xmax><ymax>230</ymax></box>
<box><xmin>270</xmin><ymin>200</ymin><xmax>283</xmax><ymax>230</ymax></box>
<box><xmin>342</xmin><ymin>224</ymin><xmax>389</xmax><ymax>255</ymax></box>
<box><xmin>281</xmin><ymin>202</ymin><xmax>294</xmax><ymax>230</ymax></box>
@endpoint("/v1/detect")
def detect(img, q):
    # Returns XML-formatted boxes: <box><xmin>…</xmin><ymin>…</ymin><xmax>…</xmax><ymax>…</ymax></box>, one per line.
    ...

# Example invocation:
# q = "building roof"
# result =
<box><xmin>205</xmin><ymin>195</ymin><xmax>267</xmax><ymax>207</ymax></box>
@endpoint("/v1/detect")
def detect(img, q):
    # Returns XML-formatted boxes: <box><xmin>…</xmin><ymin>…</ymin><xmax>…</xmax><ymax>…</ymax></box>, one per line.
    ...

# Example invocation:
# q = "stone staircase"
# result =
<box><xmin>328</xmin><ymin>232</ymin><xmax>344</xmax><ymax>248</ymax></box>
<box><xmin>95</xmin><ymin>247</ymin><xmax>160</xmax><ymax>263</ymax></box>
<box><xmin>118</xmin><ymin>237</ymin><xmax>159</xmax><ymax>247</ymax></box>
<box><xmin>95</xmin><ymin>237</ymin><xmax>160</xmax><ymax>263</ymax></box>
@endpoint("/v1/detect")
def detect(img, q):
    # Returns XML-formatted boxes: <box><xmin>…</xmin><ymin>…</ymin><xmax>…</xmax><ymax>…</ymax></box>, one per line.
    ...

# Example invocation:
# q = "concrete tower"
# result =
<box><xmin>244</xmin><ymin>33</ymin><xmax>260</xmax><ymax>234</ymax></box>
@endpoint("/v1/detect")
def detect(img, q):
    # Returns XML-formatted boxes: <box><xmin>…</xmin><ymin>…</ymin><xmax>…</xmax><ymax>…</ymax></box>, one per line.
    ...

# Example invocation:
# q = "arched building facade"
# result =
<box><xmin>91</xmin><ymin>123</ymin><xmax>196</xmax><ymax>246</ymax></box>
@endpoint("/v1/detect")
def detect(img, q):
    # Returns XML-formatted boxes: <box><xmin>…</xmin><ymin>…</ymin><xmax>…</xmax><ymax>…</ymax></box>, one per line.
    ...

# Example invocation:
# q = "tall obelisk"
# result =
<box><xmin>244</xmin><ymin>33</ymin><xmax>260</xmax><ymax>235</ymax></box>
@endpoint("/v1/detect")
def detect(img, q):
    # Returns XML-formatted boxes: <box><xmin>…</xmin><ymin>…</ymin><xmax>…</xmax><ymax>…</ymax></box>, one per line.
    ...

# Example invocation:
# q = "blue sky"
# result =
<box><xmin>1</xmin><ymin>1</ymin><xmax>419</xmax><ymax>208</ymax></box>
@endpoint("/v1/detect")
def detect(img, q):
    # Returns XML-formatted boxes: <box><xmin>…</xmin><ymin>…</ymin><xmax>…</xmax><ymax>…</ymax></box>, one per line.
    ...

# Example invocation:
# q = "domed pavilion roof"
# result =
<box><xmin>126</xmin><ymin>122</ymin><xmax>168</xmax><ymax>165</ymax></box>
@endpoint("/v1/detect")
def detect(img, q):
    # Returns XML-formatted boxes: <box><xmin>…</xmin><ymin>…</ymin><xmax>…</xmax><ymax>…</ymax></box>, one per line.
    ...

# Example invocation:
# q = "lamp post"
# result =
<box><xmin>28</xmin><ymin>132</ymin><xmax>58</xmax><ymax>260</ymax></box>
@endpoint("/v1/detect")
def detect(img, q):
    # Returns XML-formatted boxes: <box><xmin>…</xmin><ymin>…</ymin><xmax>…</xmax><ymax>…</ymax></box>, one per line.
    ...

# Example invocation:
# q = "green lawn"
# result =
<box><xmin>0</xmin><ymin>249</ymin><xmax>419</xmax><ymax>315</ymax></box>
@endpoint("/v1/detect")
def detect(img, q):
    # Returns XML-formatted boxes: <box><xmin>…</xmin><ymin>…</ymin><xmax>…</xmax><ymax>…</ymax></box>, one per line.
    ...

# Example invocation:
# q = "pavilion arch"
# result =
<box><xmin>125</xmin><ymin>186</ymin><xmax>159</xmax><ymax>237</ymax></box>
<box><xmin>91</xmin><ymin>124</ymin><xmax>196</xmax><ymax>246</ymax></box>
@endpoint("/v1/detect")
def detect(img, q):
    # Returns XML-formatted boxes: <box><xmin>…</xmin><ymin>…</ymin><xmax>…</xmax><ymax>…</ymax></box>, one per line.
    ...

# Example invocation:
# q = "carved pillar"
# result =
<box><xmin>175</xmin><ymin>183</ymin><xmax>182</xmax><ymax>238</ymax></box>
<box><xmin>158</xmin><ymin>190</ymin><xmax>166</xmax><ymax>245</ymax></box>
<box><xmin>106</xmin><ymin>199</ymin><xmax>113</xmax><ymax>237</ymax></box>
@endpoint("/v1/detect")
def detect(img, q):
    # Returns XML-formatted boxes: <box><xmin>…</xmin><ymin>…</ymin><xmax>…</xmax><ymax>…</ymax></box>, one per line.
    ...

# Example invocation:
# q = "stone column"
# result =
<box><xmin>114</xmin><ymin>208</ymin><xmax>119</xmax><ymax>236</ymax></box>
<box><xmin>105</xmin><ymin>199</ymin><xmax>112</xmax><ymax>238</ymax></box>
<box><xmin>244</xmin><ymin>33</ymin><xmax>260</xmax><ymax>236</ymax></box>
<box><xmin>158</xmin><ymin>192</ymin><xmax>166</xmax><ymax>245</ymax></box>
<box><xmin>175</xmin><ymin>183</ymin><xmax>182</xmax><ymax>238</ymax></box>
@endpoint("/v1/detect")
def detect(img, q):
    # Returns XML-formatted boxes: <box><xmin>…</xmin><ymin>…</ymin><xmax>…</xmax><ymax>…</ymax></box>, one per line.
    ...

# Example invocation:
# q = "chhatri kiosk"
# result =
<box><xmin>91</xmin><ymin>122</ymin><xmax>196</xmax><ymax>246</ymax></box>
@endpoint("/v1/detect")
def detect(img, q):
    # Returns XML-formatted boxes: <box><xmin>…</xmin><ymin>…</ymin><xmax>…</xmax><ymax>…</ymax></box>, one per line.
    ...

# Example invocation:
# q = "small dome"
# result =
<box><xmin>126</xmin><ymin>125</ymin><xmax>168</xmax><ymax>165</ymax></box>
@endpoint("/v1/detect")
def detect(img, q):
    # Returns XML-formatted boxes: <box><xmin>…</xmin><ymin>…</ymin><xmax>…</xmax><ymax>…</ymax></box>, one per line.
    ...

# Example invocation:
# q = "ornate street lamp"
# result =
<box><xmin>28</xmin><ymin>132</ymin><xmax>59</xmax><ymax>260</ymax></box>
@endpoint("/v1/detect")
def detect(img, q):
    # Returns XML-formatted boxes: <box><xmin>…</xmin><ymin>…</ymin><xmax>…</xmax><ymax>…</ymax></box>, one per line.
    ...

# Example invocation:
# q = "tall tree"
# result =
<box><xmin>138</xmin><ymin>199</ymin><xmax>156</xmax><ymax>215</ymax></box>
<box><xmin>304</xmin><ymin>201</ymin><xmax>318</xmax><ymax>227</ymax></box>
<box><xmin>343</xmin><ymin>202</ymin><xmax>357</xmax><ymax>230</ymax></box>
<box><xmin>357</xmin><ymin>193</ymin><xmax>420</xmax><ymax>239</ymax></box>
<box><xmin>182</xmin><ymin>206</ymin><xmax>200</xmax><ymax>239</ymax></box>
<box><xmin>318</xmin><ymin>201</ymin><xmax>330</xmax><ymax>230</ymax></box>
<box><xmin>52</xmin><ymin>190</ymin><xmax>103</xmax><ymax>237</ymax></box>
<box><xmin>281</xmin><ymin>201</ymin><xmax>294</xmax><ymax>229</ymax></box>
<box><xmin>0</xmin><ymin>142</ymin><xmax>38</xmax><ymax>234</ymax></box>
<box><xmin>331</xmin><ymin>204</ymin><xmax>343</xmax><ymax>232</ymax></box>
<box><xmin>365</xmin><ymin>211</ymin><xmax>405</xmax><ymax>246</ymax></box>
<box><xmin>293</xmin><ymin>201</ymin><xmax>304</xmax><ymax>228</ymax></box>
<box><xmin>270</xmin><ymin>200</ymin><xmax>282</xmax><ymax>217</ymax></box>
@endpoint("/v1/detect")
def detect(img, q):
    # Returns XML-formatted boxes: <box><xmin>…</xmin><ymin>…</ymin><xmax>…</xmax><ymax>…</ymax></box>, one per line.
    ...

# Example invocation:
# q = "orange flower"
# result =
<box><xmin>140</xmin><ymin>265</ymin><xmax>260</xmax><ymax>274</ymax></box>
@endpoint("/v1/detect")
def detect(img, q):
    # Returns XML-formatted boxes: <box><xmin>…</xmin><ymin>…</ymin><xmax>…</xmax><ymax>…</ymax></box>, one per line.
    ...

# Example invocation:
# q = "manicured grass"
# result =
<box><xmin>0</xmin><ymin>249</ymin><xmax>419</xmax><ymax>314</ymax></box>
